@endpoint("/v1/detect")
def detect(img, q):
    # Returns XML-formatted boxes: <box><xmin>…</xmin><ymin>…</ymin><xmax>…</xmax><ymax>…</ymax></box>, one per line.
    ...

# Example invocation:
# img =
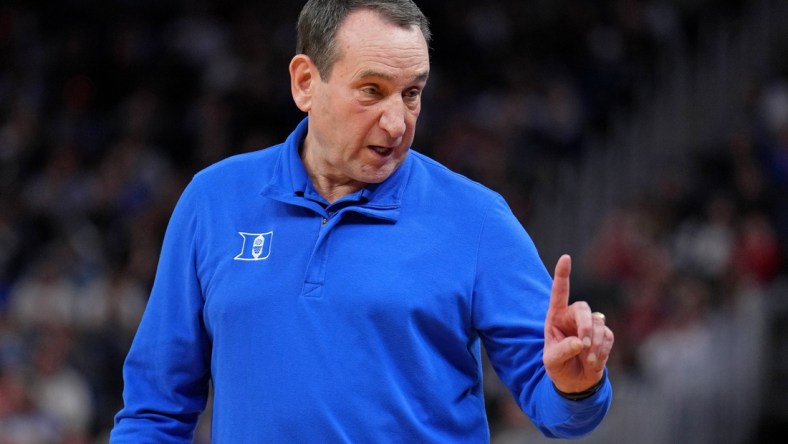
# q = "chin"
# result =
<box><xmin>361</xmin><ymin>174</ymin><xmax>391</xmax><ymax>185</ymax></box>
<box><xmin>366</xmin><ymin>165</ymin><xmax>401</xmax><ymax>184</ymax></box>
<box><xmin>357</xmin><ymin>163</ymin><xmax>399</xmax><ymax>184</ymax></box>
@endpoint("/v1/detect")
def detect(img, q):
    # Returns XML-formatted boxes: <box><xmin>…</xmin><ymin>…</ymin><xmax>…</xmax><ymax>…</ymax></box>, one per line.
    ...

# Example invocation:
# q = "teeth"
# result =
<box><xmin>370</xmin><ymin>146</ymin><xmax>390</xmax><ymax>154</ymax></box>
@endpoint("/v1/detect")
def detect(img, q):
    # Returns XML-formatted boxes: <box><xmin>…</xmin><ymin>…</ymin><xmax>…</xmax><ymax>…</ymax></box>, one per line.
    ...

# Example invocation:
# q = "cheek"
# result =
<box><xmin>403</xmin><ymin>111</ymin><xmax>420</xmax><ymax>138</ymax></box>
<box><xmin>406</xmin><ymin>106</ymin><xmax>421</xmax><ymax>128</ymax></box>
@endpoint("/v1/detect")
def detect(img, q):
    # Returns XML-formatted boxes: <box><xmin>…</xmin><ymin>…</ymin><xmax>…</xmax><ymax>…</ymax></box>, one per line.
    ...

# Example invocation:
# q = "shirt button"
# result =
<box><xmin>321</xmin><ymin>218</ymin><xmax>327</xmax><ymax>225</ymax></box>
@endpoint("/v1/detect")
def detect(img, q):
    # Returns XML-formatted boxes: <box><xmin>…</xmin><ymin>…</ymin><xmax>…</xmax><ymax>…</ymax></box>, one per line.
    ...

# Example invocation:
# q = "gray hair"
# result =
<box><xmin>296</xmin><ymin>0</ymin><xmax>431</xmax><ymax>79</ymax></box>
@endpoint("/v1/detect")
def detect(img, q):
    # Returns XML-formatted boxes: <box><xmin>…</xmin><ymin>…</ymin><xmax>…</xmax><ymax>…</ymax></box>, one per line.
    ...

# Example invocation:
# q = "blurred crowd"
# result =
<box><xmin>1</xmin><ymin>0</ymin><xmax>785</xmax><ymax>443</ymax></box>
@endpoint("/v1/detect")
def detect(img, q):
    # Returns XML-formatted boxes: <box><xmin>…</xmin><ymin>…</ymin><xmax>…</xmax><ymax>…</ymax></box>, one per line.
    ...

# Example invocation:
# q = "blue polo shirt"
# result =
<box><xmin>111</xmin><ymin>118</ymin><xmax>611</xmax><ymax>443</ymax></box>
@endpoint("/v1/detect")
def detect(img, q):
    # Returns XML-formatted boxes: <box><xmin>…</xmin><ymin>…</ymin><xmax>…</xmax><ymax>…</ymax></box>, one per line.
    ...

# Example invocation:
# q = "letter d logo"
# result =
<box><xmin>234</xmin><ymin>231</ymin><xmax>273</xmax><ymax>261</ymax></box>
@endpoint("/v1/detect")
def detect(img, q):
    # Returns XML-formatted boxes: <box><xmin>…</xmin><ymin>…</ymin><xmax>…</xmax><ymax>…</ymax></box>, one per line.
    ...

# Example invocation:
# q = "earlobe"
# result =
<box><xmin>290</xmin><ymin>55</ymin><xmax>316</xmax><ymax>112</ymax></box>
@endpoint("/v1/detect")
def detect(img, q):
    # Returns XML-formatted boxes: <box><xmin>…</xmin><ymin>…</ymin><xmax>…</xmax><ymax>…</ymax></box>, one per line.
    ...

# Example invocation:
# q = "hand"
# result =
<box><xmin>543</xmin><ymin>254</ymin><xmax>614</xmax><ymax>394</ymax></box>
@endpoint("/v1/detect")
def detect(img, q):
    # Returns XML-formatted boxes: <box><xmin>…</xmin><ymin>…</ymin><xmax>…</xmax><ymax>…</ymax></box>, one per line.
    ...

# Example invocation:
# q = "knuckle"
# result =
<box><xmin>573</xmin><ymin>301</ymin><xmax>590</xmax><ymax>311</ymax></box>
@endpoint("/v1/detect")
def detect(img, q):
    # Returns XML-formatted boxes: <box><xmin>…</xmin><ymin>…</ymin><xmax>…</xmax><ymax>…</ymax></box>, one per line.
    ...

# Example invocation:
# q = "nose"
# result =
<box><xmin>378</xmin><ymin>96</ymin><xmax>407</xmax><ymax>141</ymax></box>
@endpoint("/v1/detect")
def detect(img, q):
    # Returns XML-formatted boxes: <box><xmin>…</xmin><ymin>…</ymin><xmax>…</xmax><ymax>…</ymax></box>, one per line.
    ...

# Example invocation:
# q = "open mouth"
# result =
<box><xmin>368</xmin><ymin>145</ymin><xmax>394</xmax><ymax>156</ymax></box>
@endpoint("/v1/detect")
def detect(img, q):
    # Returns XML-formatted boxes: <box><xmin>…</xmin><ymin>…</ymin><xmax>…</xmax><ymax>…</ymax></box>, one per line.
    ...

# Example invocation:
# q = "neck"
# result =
<box><xmin>309</xmin><ymin>174</ymin><xmax>364</xmax><ymax>204</ymax></box>
<box><xmin>300</xmin><ymin>145</ymin><xmax>364</xmax><ymax>204</ymax></box>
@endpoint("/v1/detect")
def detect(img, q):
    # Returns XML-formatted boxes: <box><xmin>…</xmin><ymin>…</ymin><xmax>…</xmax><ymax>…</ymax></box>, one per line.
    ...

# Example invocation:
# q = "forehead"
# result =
<box><xmin>333</xmin><ymin>9</ymin><xmax>429</xmax><ymax>80</ymax></box>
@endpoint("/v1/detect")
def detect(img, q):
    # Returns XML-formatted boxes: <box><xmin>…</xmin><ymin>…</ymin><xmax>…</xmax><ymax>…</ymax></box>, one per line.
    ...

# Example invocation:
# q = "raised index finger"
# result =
<box><xmin>548</xmin><ymin>254</ymin><xmax>572</xmax><ymax>312</ymax></box>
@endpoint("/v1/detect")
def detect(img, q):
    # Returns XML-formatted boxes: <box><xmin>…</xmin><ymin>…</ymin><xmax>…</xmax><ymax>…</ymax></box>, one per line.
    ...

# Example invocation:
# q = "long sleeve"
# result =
<box><xmin>110</xmin><ymin>181</ymin><xmax>211</xmax><ymax>443</ymax></box>
<box><xmin>472</xmin><ymin>195</ymin><xmax>612</xmax><ymax>439</ymax></box>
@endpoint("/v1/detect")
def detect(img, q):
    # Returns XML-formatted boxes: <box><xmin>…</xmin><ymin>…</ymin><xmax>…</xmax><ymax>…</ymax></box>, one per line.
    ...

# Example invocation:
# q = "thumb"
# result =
<box><xmin>544</xmin><ymin>336</ymin><xmax>584</xmax><ymax>366</ymax></box>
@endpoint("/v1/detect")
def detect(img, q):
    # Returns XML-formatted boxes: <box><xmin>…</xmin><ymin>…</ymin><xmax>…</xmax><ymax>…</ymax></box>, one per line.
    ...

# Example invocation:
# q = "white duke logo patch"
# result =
<box><xmin>234</xmin><ymin>231</ymin><xmax>273</xmax><ymax>261</ymax></box>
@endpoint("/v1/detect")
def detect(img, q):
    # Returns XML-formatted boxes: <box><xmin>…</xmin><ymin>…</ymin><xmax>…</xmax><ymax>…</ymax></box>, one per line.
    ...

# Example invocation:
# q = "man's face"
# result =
<box><xmin>301</xmin><ymin>9</ymin><xmax>430</xmax><ymax>190</ymax></box>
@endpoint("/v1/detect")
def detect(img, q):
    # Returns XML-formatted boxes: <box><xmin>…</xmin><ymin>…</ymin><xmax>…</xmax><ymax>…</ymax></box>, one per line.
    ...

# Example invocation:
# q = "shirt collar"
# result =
<box><xmin>260</xmin><ymin>117</ymin><xmax>409</xmax><ymax>221</ymax></box>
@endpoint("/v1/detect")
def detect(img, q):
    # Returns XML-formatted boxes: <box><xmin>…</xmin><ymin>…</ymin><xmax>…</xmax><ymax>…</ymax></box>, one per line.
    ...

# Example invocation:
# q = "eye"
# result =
<box><xmin>403</xmin><ymin>87</ymin><xmax>422</xmax><ymax>102</ymax></box>
<box><xmin>361</xmin><ymin>85</ymin><xmax>381</xmax><ymax>96</ymax></box>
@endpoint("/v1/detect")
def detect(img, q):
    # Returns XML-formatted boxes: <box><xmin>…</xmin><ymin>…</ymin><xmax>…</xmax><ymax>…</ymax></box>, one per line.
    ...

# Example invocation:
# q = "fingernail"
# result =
<box><xmin>588</xmin><ymin>353</ymin><xmax>597</xmax><ymax>363</ymax></box>
<box><xmin>583</xmin><ymin>337</ymin><xmax>591</xmax><ymax>347</ymax></box>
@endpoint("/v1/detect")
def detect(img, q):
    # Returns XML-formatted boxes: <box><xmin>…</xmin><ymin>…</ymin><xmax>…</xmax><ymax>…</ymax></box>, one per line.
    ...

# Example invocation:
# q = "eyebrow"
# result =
<box><xmin>357</xmin><ymin>69</ymin><xmax>430</xmax><ymax>83</ymax></box>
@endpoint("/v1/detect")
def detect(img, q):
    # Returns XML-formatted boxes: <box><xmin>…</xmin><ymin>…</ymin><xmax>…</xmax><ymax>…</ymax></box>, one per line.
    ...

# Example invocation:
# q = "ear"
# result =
<box><xmin>290</xmin><ymin>54</ymin><xmax>318</xmax><ymax>112</ymax></box>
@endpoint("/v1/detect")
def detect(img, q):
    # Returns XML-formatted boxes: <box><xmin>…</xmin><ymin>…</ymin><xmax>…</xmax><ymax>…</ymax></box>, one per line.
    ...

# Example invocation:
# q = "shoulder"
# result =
<box><xmin>407</xmin><ymin>150</ymin><xmax>503</xmax><ymax>206</ymax></box>
<box><xmin>194</xmin><ymin>145</ymin><xmax>282</xmax><ymax>185</ymax></box>
<box><xmin>174</xmin><ymin>145</ymin><xmax>284</xmax><ymax>212</ymax></box>
<box><xmin>183</xmin><ymin>145</ymin><xmax>283</xmax><ymax>198</ymax></box>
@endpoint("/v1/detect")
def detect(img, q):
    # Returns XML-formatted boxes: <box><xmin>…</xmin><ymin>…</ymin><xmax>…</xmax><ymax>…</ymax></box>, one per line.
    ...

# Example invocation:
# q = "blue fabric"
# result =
<box><xmin>110</xmin><ymin>118</ymin><xmax>611</xmax><ymax>443</ymax></box>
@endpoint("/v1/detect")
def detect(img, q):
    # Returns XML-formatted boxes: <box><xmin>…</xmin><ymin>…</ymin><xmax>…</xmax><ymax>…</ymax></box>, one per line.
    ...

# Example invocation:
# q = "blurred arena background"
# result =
<box><xmin>1</xmin><ymin>0</ymin><xmax>787</xmax><ymax>442</ymax></box>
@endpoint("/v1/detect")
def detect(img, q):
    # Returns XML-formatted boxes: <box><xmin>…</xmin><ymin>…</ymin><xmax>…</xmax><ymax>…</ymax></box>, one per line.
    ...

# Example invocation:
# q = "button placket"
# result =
<box><xmin>304</xmin><ymin>212</ymin><xmax>336</xmax><ymax>298</ymax></box>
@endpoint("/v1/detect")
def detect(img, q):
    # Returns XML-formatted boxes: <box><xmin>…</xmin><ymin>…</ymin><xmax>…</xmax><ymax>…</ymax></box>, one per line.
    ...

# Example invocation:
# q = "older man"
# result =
<box><xmin>110</xmin><ymin>1</ymin><xmax>614</xmax><ymax>442</ymax></box>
